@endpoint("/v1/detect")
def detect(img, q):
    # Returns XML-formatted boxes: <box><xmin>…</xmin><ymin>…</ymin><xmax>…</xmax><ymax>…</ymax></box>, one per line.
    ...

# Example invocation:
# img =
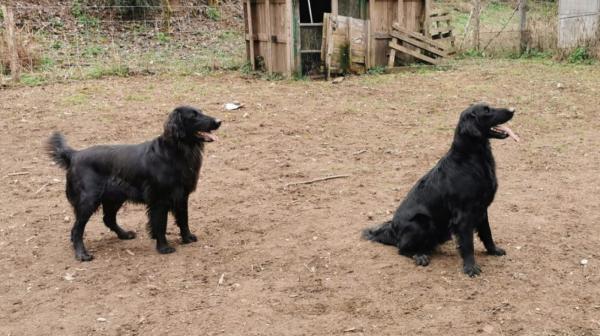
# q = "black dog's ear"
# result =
<box><xmin>164</xmin><ymin>108</ymin><xmax>185</xmax><ymax>140</ymax></box>
<box><xmin>459</xmin><ymin>111</ymin><xmax>482</xmax><ymax>138</ymax></box>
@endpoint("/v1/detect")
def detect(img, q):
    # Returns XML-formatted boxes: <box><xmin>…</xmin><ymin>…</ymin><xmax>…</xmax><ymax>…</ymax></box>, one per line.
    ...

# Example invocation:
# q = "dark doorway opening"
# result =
<box><xmin>300</xmin><ymin>0</ymin><xmax>331</xmax><ymax>23</ymax></box>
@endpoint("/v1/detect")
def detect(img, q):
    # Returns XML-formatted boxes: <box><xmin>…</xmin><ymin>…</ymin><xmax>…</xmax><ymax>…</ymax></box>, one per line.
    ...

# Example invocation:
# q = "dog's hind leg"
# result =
<box><xmin>477</xmin><ymin>211</ymin><xmax>506</xmax><ymax>256</ymax></box>
<box><xmin>71</xmin><ymin>199</ymin><xmax>100</xmax><ymax>262</ymax></box>
<box><xmin>102</xmin><ymin>199</ymin><xmax>136</xmax><ymax>240</ymax></box>
<box><xmin>172</xmin><ymin>195</ymin><xmax>197</xmax><ymax>244</ymax></box>
<box><xmin>148</xmin><ymin>204</ymin><xmax>175</xmax><ymax>254</ymax></box>
<box><xmin>396</xmin><ymin>217</ymin><xmax>434</xmax><ymax>267</ymax></box>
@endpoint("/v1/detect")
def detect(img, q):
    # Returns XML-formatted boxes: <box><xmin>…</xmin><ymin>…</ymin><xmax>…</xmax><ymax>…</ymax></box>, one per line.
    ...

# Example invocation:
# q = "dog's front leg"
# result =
<box><xmin>148</xmin><ymin>204</ymin><xmax>175</xmax><ymax>254</ymax></box>
<box><xmin>454</xmin><ymin>213</ymin><xmax>481</xmax><ymax>277</ymax></box>
<box><xmin>173</xmin><ymin>196</ymin><xmax>197</xmax><ymax>244</ymax></box>
<box><xmin>477</xmin><ymin>211</ymin><xmax>506</xmax><ymax>256</ymax></box>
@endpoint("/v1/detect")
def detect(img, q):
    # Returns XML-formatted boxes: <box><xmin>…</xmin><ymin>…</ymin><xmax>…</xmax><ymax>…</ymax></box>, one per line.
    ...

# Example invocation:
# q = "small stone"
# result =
<box><xmin>97</xmin><ymin>317</ymin><xmax>107</xmax><ymax>322</ymax></box>
<box><xmin>64</xmin><ymin>216</ymin><xmax>70</xmax><ymax>223</ymax></box>
<box><xmin>63</xmin><ymin>273</ymin><xmax>75</xmax><ymax>281</ymax></box>
<box><xmin>332</xmin><ymin>76</ymin><xmax>345</xmax><ymax>84</ymax></box>
<box><xmin>556</xmin><ymin>83</ymin><xmax>564</xmax><ymax>89</ymax></box>
<box><xmin>580</xmin><ymin>259</ymin><xmax>588</xmax><ymax>266</ymax></box>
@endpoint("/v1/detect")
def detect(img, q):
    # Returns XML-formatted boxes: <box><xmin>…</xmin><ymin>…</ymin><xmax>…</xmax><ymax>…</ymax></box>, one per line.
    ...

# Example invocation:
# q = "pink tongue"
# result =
<box><xmin>199</xmin><ymin>132</ymin><xmax>218</xmax><ymax>142</ymax></box>
<box><xmin>496</xmin><ymin>125</ymin><xmax>519</xmax><ymax>142</ymax></box>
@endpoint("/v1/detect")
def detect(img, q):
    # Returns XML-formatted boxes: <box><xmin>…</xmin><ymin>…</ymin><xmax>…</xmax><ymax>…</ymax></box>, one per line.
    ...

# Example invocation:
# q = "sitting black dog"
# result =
<box><xmin>363</xmin><ymin>103</ymin><xmax>519</xmax><ymax>276</ymax></box>
<box><xmin>47</xmin><ymin>106</ymin><xmax>221</xmax><ymax>261</ymax></box>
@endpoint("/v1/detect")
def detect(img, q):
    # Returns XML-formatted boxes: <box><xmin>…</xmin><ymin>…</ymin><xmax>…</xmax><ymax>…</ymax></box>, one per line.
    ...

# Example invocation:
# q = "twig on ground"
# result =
<box><xmin>4</xmin><ymin>171</ymin><xmax>29</xmax><ymax>178</ymax></box>
<box><xmin>284</xmin><ymin>175</ymin><xmax>350</xmax><ymax>188</ymax></box>
<box><xmin>35</xmin><ymin>182</ymin><xmax>51</xmax><ymax>194</ymax></box>
<box><xmin>353</xmin><ymin>149</ymin><xmax>367</xmax><ymax>155</ymax></box>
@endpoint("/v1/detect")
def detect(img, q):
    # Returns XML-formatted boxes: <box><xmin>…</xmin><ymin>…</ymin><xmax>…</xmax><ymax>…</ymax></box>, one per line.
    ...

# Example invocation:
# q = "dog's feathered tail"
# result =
<box><xmin>47</xmin><ymin>132</ymin><xmax>75</xmax><ymax>169</ymax></box>
<box><xmin>362</xmin><ymin>220</ymin><xmax>397</xmax><ymax>246</ymax></box>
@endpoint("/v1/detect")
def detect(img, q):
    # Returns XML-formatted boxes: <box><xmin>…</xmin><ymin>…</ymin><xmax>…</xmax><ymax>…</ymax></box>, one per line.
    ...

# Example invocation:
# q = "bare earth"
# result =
<box><xmin>1</xmin><ymin>60</ymin><xmax>599</xmax><ymax>336</ymax></box>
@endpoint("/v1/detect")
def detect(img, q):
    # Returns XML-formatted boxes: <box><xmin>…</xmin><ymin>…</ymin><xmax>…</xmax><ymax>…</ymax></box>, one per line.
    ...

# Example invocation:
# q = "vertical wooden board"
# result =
<box><xmin>245</xmin><ymin>0</ymin><xmax>256</xmax><ymax>69</ymax></box>
<box><xmin>369</xmin><ymin>0</ymin><xmax>396</xmax><ymax>66</ymax></box>
<box><xmin>270</xmin><ymin>0</ymin><xmax>288</xmax><ymax>73</ymax></box>
<box><xmin>265</xmin><ymin>0</ymin><xmax>273</xmax><ymax>72</ymax></box>
<box><xmin>286</xmin><ymin>0</ymin><xmax>292</xmax><ymax>75</ymax></box>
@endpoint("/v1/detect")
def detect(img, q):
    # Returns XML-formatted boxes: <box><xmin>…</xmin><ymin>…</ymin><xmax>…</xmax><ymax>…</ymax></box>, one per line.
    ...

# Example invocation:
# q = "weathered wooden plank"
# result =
<box><xmin>388</xmin><ymin>37</ymin><xmax>398</xmax><ymax>67</ymax></box>
<box><xmin>285</xmin><ymin>0</ymin><xmax>292</xmax><ymax>76</ymax></box>
<box><xmin>245</xmin><ymin>1</ymin><xmax>255</xmax><ymax>70</ymax></box>
<box><xmin>265</xmin><ymin>0</ymin><xmax>273</xmax><ymax>72</ymax></box>
<box><xmin>246</xmin><ymin>33</ymin><xmax>288</xmax><ymax>43</ymax></box>
<box><xmin>390</xmin><ymin>30</ymin><xmax>447</xmax><ymax>57</ymax></box>
<box><xmin>389</xmin><ymin>41</ymin><xmax>439</xmax><ymax>65</ymax></box>
<box><xmin>2</xmin><ymin>5</ymin><xmax>20</xmax><ymax>82</ymax></box>
<box><xmin>429</xmin><ymin>14</ymin><xmax>451</xmax><ymax>23</ymax></box>
<box><xmin>392</xmin><ymin>22</ymin><xmax>449</xmax><ymax>51</ymax></box>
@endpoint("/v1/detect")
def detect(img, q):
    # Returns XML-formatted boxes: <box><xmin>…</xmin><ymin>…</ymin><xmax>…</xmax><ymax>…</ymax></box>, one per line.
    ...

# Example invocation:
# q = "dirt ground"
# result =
<box><xmin>1</xmin><ymin>60</ymin><xmax>599</xmax><ymax>336</ymax></box>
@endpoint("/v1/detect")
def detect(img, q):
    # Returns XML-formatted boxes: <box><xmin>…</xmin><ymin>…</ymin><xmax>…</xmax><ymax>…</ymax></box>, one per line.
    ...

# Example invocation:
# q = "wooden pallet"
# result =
<box><xmin>427</xmin><ymin>10</ymin><xmax>455</xmax><ymax>53</ymax></box>
<box><xmin>388</xmin><ymin>22</ymin><xmax>449</xmax><ymax>66</ymax></box>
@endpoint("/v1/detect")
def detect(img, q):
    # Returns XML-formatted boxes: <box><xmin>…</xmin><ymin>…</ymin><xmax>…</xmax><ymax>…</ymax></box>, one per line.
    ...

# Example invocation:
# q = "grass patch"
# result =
<box><xmin>63</xmin><ymin>92</ymin><xmax>90</xmax><ymax>105</ymax></box>
<box><xmin>20</xmin><ymin>74</ymin><xmax>46</xmax><ymax>86</ymax></box>
<box><xmin>205</xmin><ymin>6</ymin><xmax>221</xmax><ymax>21</ymax></box>
<box><xmin>567</xmin><ymin>47</ymin><xmax>594</xmax><ymax>64</ymax></box>
<box><xmin>87</xmin><ymin>64</ymin><xmax>131</xmax><ymax>79</ymax></box>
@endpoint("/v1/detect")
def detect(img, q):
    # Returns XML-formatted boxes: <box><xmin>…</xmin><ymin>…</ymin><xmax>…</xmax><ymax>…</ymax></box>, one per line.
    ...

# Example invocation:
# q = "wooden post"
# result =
<box><xmin>332</xmin><ymin>0</ymin><xmax>338</xmax><ymax>16</ymax></box>
<box><xmin>2</xmin><ymin>5</ymin><xmax>20</xmax><ymax>83</ymax></box>
<box><xmin>423</xmin><ymin>0</ymin><xmax>431</xmax><ymax>37</ymax></box>
<box><xmin>472</xmin><ymin>0</ymin><xmax>480</xmax><ymax>51</ymax></box>
<box><xmin>519</xmin><ymin>0</ymin><xmax>528</xmax><ymax>54</ymax></box>
<box><xmin>265</xmin><ymin>0</ymin><xmax>273</xmax><ymax>73</ymax></box>
<box><xmin>286</xmin><ymin>0</ymin><xmax>292</xmax><ymax>76</ymax></box>
<box><xmin>161</xmin><ymin>0</ymin><xmax>172</xmax><ymax>33</ymax></box>
<box><xmin>245</xmin><ymin>0</ymin><xmax>255</xmax><ymax>70</ymax></box>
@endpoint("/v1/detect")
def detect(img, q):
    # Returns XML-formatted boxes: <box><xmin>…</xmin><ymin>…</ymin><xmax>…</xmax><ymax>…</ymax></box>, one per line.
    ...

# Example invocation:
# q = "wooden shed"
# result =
<box><xmin>242</xmin><ymin>0</ymin><xmax>452</xmax><ymax>77</ymax></box>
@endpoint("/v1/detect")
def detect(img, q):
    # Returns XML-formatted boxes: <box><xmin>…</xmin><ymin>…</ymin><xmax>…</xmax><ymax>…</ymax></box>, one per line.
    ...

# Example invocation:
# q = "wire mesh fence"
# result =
<box><xmin>446</xmin><ymin>0</ymin><xmax>558</xmax><ymax>56</ymax></box>
<box><xmin>1</xmin><ymin>1</ymin><xmax>245</xmax><ymax>84</ymax></box>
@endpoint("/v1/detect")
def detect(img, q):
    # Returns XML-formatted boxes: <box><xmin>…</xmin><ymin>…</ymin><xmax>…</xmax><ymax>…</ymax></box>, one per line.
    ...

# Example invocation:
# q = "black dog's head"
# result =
<box><xmin>164</xmin><ymin>106</ymin><xmax>221</xmax><ymax>143</ymax></box>
<box><xmin>457</xmin><ymin>103</ymin><xmax>519</xmax><ymax>141</ymax></box>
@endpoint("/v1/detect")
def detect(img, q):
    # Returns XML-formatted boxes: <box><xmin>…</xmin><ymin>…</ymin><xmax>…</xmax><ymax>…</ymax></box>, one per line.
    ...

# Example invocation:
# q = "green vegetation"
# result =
<box><xmin>87</xmin><ymin>64</ymin><xmax>131</xmax><ymax>79</ymax></box>
<box><xmin>367</xmin><ymin>66</ymin><xmax>385</xmax><ymax>75</ymax></box>
<box><xmin>568</xmin><ymin>47</ymin><xmax>594</xmax><ymax>64</ymax></box>
<box><xmin>20</xmin><ymin>74</ymin><xmax>46</xmax><ymax>86</ymax></box>
<box><xmin>205</xmin><ymin>6</ymin><xmax>221</xmax><ymax>21</ymax></box>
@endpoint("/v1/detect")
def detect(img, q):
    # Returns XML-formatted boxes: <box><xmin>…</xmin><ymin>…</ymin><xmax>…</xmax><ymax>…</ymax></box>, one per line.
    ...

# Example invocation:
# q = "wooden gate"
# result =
<box><xmin>244</xmin><ymin>0</ymin><xmax>293</xmax><ymax>75</ymax></box>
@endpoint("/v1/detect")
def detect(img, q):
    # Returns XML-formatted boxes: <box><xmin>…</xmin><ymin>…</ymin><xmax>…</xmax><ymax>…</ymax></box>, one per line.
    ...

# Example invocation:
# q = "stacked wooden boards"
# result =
<box><xmin>388</xmin><ymin>22</ymin><xmax>450</xmax><ymax>65</ymax></box>
<box><xmin>321</xmin><ymin>14</ymin><xmax>369</xmax><ymax>78</ymax></box>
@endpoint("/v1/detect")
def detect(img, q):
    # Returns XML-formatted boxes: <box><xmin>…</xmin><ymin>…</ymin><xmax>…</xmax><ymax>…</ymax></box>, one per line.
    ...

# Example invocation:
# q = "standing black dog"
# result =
<box><xmin>47</xmin><ymin>106</ymin><xmax>221</xmax><ymax>261</ymax></box>
<box><xmin>363</xmin><ymin>103</ymin><xmax>519</xmax><ymax>276</ymax></box>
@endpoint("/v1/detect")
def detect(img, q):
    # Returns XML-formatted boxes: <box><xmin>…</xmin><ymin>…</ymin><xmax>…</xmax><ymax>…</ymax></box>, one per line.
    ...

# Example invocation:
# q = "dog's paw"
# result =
<box><xmin>181</xmin><ymin>234</ymin><xmax>198</xmax><ymax>244</ymax></box>
<box><xmin>487</xmin><ymin>247</ymin><xmax>506</xmax><ymax>256</ymax></box>
<box><xmin>157</xmin><ymin>246</ymin><xmax>176</xmax><ymax>254</ymax></box>
<box><xmin>413</xmin><ymin>254</ymin><xmax>430</xmax><ymax>266</ymax></box>
<box><xmin>463</xmin><ymin>264</ymin><xmax>482</xmax><ymax>277</ymax></box>
<box><xmin>118</xmin><ymin>231</ymin><xmax>137</xmax><ymax>240</ymax></box>
<box><xmin>75</xmin><ymin>252</ymin><xmax>94</xmax><ymax>262</ymax></box>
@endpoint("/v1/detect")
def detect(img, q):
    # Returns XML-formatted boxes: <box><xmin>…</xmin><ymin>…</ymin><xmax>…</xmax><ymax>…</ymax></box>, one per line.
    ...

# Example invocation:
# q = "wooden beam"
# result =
<box><xmin>388</xmin><ymin>37</ymin><xmax>398</xmax><ymax>67</ymax></box>
<box><xmin>245</xmin><ymin>1</ymin><xmax>256</xmax><ymax>70</ymax></box>
<box><xmin>388</xmin><ymin>40</ymin><xmax>439</xmax><ymax>65</ymax></box>
<box><xmin>332</xmin><ymin>0</ymin><xmax>338</xmax><ymax>16</ymax></box>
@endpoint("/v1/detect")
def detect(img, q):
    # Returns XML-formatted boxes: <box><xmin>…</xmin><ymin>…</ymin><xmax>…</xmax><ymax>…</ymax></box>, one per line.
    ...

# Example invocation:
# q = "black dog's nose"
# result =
<box><xmin>214</xmin><ymin>119</ymin><xmax>222</xmax><ymax>129</ymax></box>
